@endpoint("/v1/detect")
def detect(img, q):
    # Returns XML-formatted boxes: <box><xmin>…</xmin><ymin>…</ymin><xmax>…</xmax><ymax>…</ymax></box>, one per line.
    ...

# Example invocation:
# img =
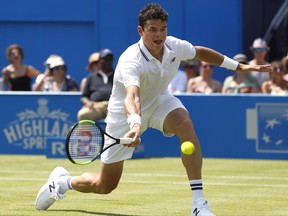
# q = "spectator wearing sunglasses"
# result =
<box><xmin>222</xmin><ymin>54</ymin><xmax>260</xmax><ymax>93</ymax></box>
<box><xmin>186</xmin><ymin>60</ymin><xmax>222</xmax><ymax>93</ymax></box>
<box><xmin>33</xmin><ymin>55</ymin><xmax>78</xmax><ymax>92</ymax></box>
<box><xmin>249</xmin><ymin>38</ymin><xmax>270</xmax><ymax>87</ymax></box>
<box><xmin>1</xmin><ymin>44</ymin><xmax>40</xmax><ymax>91</ymax></box>
<box><xmin>262</xmin><ymin>60</ymin><xmax>288</xmax><ymax>95</ymax></box>
<box><xmin>77</xmin><ymin>49</ymin><xmax>114</xmax><ymax>121</ymax></box>
<box><xmin>80</xmin><ymin>52</ymin><xmax>100</xmax><ymax>92</ymax></box>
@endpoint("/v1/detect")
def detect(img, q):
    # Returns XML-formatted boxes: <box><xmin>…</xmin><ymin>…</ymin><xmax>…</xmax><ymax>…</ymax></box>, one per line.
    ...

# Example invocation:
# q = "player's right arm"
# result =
<box><xmin>124</xmin><ymin>85</ymin><xmax>141</xmax><ymax>147</ymax></box>
<box><xmin>124</xmin><ymin>85</ymin><xmax>141</xmax><ymax>116</ymax></box>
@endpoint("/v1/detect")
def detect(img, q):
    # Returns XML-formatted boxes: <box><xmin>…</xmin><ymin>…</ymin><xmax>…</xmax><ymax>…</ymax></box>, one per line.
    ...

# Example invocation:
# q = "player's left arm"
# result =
<box><xmin>194</xmin><ymin>46</ymin><xmax>273</xmax><ymax>73</ymax></box>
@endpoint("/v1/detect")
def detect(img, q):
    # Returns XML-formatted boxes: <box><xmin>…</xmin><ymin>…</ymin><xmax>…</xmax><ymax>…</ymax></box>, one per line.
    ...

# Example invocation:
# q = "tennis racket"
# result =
<box><xmin>66</xmin><ymin>119</ymin><xmax>132</xmax><ymax>165</ymax></box>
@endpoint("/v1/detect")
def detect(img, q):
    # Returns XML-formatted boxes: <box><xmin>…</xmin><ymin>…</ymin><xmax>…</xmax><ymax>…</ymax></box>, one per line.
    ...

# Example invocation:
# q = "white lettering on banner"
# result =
<box><xmin>2</xmin><ymin>98</ymin><xmax>74</xmax><ymax>151</ymax></box>
<box><xmin>23</xmin><ymin>137</ymin><xmax>44</xmax><ymax>149</ymax></box>
<box><xmin>52</xmin><ymin>142</ymin><xmax>65</xmax><ymax>155</ymax></box>
<box><xmin>4</xmin><ymin>120</ymin><xmax>69</xmax><ymax>144</ymax></box>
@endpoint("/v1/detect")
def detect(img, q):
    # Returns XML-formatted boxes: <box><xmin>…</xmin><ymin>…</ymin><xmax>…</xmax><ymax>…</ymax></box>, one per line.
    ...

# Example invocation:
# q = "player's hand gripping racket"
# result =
<box><xmin>66</xmin><ymin>119</ymin><xmax>132</xmax><ymax>165</ymax></box>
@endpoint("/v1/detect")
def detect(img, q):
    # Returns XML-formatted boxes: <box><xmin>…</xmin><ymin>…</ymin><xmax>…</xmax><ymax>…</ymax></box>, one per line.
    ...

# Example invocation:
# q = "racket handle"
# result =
<box><xmin>120</xmin><ymin>137</ymin><xmax>133</xmax><ymax>145</ymax></box>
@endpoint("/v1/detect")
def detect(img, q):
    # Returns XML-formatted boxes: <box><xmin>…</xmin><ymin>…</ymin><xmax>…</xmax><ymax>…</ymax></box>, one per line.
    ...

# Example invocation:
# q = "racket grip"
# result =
<box><xmin>120</xmin><ymin>137</ymin><xmax>133</xmax><ymax>145</ymax></box>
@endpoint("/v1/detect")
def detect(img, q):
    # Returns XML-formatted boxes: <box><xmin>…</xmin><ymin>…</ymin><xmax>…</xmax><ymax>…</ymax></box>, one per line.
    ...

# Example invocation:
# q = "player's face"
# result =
<box><xmin>138</xmin><ymin>19</ymin><xmax>167</xmax><ymax>54</ymax></box>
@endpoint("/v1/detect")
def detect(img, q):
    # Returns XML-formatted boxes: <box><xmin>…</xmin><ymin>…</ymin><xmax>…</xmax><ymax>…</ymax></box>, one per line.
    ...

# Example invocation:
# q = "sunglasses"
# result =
<box><xmin>9</xmin><ymin>50</ymin><xmax>19</xmax><ymax>57</ymax></box>
<box><xmin>201</xmin><ymin>65</ymin><xmax>214</xmax><ymax>69</ymax></box>
<box><xmin>253</xmin><ymin>48</ymin><xmax>266</xmax><ymax>53</ymax></box>
<box><xmin>184</xmin><ymin>65</ymin><xmax>195</xmax><ymax>69</ymax></box>
<box><xmin>91</xmin><ymin>61</ymin><xmax>99</xmax><ymax>66</ymax></box>
<box><xmin>52</xmin><ymin>66</ymin><xmax>66</xmax><ymax>71</ymax></box>
<box><xmin>273</xmin><ymin>66</ymin><xmax>284</xmax><ymax>71</ymax></box>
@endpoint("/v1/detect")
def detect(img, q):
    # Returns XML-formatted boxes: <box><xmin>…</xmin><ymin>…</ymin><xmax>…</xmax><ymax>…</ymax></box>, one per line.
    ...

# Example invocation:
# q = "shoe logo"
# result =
<box><xmin>49</xmin><ymin>181</ymin><xmax>56</xmax><ymax>193</ymax></box>
<box><xmin>193</xmin><ymin>208</ymin><xmax>200</xmax><ymax>216</ymax></box>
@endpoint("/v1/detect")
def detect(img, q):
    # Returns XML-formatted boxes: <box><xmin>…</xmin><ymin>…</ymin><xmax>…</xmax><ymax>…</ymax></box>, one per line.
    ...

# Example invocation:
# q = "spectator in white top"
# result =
<box><xmin>249</xmin><ymin>38</ymin><xmax>270</xmax><ymax>87</ymax></box>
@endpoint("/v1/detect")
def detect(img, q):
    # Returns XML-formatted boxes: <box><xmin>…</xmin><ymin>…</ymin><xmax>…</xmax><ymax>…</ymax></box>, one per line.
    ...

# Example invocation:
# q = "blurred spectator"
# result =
<box><xmin>0</xmin><ymin>77</ymin><xmax>3</xmax><ymax>91</ymax></box>
<box><xmin>33</xmin><ymin>54</ymin><xmax>59</xmax><ymax>91</ymax></box>
<box><xmin>261</xmin><ymin>60</ymin><xmax>288</xmax><ymax>95</ymax></box>
<box><xmin>186</xmin><ymin>61</ymin><xmax>222</xmax><ymax>93</ymax></box>
<box><xmin>249</xmin><ymin>38</ymin><xmax>270</xmax><ymax>86</ymax></box>
<box><xmin>282</xmin><ymin>55</ymin><xmax>288</xmax><ymax>81</ymax></box>
<box><xmin>222</xmin><ymin>54</ymin><xmax>260</xmax><ymax>93</ymax></box>
<box><xmin>33</xmin><ymin>55</ymin><xmax>78</xmax><ymax>91</ymax></box>
<box><xmin>1</xmin><ymin>44</ymin><xmax>40</xmax><ymax>91</ymax></box>
<box><xmin>168</xmin><ymin>58</ymin><xmax>199</xmax><ymax>94</ymax></box>
<box><xmin>77</xmin><ymin>49</ymin><xmax>114</xmax><ymax>120</ymax></box>
<box><xmin>80</xmin><ymin>52</ymin><xmax>100</xmax><ymax>92</ymax></box>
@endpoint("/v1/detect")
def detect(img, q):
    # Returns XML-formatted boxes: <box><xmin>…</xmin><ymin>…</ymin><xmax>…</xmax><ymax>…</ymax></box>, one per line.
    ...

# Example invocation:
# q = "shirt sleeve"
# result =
<box><xmin>166</xmin><ymin>36</ymin><xmax>196</xmax><ymax>61</ymax></box>
<box><xmin>181</xmin><ymin>39</ymin><xmax>196</xmax><ymax>60</ymax></box>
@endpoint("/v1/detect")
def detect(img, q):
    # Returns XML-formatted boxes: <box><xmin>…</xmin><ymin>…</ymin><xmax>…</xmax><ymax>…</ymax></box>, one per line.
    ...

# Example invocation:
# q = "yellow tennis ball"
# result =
<box><xmin>181</xmin><ymin>141</ymin><xmax>195</xmax><ymax>155</ymax></box>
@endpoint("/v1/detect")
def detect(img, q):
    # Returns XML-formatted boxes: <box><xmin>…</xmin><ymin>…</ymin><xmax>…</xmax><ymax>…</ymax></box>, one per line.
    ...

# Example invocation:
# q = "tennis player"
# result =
<box><xmin>35</xmin><ymin>3</ymin><xmax>272</xmax><ymax>216</ymax></box>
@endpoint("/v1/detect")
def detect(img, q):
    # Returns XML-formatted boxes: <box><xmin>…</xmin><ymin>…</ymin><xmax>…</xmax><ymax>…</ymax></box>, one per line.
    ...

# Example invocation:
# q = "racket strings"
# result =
<box><xmin>69</xmin><ymin>123</ymin><xmax>103</xmax><ymax>163</ymax></box>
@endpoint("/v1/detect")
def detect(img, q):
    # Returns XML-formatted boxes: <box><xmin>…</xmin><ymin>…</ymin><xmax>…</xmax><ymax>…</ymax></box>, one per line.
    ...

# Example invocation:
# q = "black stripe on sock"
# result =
<box><xmin>190</xmin><ymin>183</ymin><xmax>203</xmax><ymax>187</ymax></box>
<box><xmin>191</xmin><ymin>187</ymin><xmax>203</xmax><ymax>191</ymax></box>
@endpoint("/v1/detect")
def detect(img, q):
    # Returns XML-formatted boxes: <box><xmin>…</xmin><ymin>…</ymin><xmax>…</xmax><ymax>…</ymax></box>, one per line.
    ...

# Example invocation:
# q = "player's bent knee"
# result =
<box><xmin>177</xmin><ymin>118</ymin><xmax>194</xmax><ymax>132</ymax></box>
<box><xmin>95</xmin><ymin>185</ymin><xmax>117</xmax><ymax>194</ymax></box>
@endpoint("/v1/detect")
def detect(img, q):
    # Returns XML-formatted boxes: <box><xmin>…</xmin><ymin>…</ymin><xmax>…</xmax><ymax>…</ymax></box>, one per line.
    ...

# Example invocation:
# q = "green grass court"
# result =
<box><xmin>0</xmin><ymin>155</ymin><xmax>288</xmax><ymax>216</ymax></box>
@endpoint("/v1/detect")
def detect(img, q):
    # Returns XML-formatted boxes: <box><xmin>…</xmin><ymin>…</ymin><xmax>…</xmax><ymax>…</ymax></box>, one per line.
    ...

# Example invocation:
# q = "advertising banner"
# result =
<box><xmin>1</xmin><ymin>93</ymin><xmax>287</xmax><ymax>160</ymax></box>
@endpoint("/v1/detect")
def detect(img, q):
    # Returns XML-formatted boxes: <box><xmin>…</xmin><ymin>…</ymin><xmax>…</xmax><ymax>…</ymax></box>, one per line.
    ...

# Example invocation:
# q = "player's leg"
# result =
<box><xmin>149</xmin><ymin>94</ymin><xmax>215</xmax><ymax>216</ymax></box>
<box><xmin>163</xmin><ymin>108</ymin><xmax>202</xmax><ymax>180</ymax></box>
<box><xmin>71</xmin><ymin>112</ymin><xmax>138</xmax><ymax>194</ymax></box>
<box><xmin>164</xmin><ymin>108</ymin><xmax>215</xmax><ymax>216</ymax></box>
<box><xmin>71</xmin><ymin>160</ymin><xmax>124</xmax><ymax>194</ymax></box>
<box><xmin>35</xmin><ymin>161</ymin><xmax>124</xmax><ymax>210</ymax></box>
<box><xmin>35</xmin><ymin>117</ymin><xmax>132</xmax><ymax>210</ymax></box>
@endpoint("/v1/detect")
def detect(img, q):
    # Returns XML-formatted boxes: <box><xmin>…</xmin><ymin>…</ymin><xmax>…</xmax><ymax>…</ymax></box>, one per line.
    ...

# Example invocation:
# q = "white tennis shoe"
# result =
<box><xmin>191</xmin><ymin>198</ymin><xmax>216</xmax><ymax>216</ymax></box>
<box><xmin>35</xmin><ymin>166</ymin><xmax>70</xmax><ymax>210</ymax></box>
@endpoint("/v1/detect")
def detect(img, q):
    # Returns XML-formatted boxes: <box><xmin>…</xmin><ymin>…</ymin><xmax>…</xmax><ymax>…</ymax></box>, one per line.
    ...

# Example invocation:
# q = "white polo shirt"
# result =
<box><xmin>107</xmin><ymin>36</ymin><xmax>196</xmax><ymax>114</ymax></box>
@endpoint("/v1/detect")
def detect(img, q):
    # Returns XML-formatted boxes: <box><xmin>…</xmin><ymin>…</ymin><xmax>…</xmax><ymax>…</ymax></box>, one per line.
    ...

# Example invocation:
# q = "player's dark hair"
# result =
<box><xmin>138</xmin><ymin>3</ymin><xmax>168</xmax><ymax>28</ymax></box>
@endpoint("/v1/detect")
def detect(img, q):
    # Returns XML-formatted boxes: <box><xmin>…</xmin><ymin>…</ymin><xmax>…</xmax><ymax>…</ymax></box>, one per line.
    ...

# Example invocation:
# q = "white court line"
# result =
<box><xmin>126</xmin><ymin>173</ymin><xmax>288</xmax><ymax>181</ymax></box>
<box><xmin>0</xmin><ymin>177</ymin><xmax>288</xmax><ymax>188</ymax></box>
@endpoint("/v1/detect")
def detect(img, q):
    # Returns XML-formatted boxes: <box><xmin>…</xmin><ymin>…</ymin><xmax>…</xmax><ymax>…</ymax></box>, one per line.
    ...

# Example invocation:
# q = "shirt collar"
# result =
<box><xmin>138</xmin><ymin>38</ymin><xmax>173</xmax><ymax>62</ymax></box>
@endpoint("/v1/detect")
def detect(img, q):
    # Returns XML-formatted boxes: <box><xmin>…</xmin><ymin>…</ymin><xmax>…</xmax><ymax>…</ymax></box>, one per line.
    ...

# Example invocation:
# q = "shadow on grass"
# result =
<box><xmin>50</xmin><ymin>209</ymin><xmax>138</xmax><ymax>216</ymax></box>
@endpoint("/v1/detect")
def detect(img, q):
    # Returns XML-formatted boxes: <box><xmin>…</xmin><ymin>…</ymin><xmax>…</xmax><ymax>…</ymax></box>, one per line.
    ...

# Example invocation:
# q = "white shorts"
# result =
<box><xmin>101</xmin><ymin>93</ymin><xmax>186</xmax><ymax>164</ymax></box>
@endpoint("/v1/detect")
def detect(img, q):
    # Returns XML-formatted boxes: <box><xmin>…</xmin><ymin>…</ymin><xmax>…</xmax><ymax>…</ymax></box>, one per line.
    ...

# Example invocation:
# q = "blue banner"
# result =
<box><xmin>0</xmin><ymin>93</ymin><xmax>80</xmax><ymax>154</ymax></box>
<box><xmin>1</xmin><ymin>92</ymin><xmax>288</xmax><ymax>160</ymax></box>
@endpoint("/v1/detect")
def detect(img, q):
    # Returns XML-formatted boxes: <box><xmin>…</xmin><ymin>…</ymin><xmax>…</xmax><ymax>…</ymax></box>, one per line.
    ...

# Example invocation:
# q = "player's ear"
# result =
<box><xmin>137</xmin><ymin>26</ymin><xmax>143</xmax><ymax>36</ymax></box>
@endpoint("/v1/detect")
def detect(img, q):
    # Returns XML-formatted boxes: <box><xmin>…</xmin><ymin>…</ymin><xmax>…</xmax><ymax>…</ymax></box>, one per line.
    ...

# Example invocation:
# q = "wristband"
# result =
<box><xmin>127</xmin><ymin>113</ymin><xmax>141</xmax><ymax>129</ymax></box>
<box><xmin>220</xmin><ymin>56</ymin><xmax>239</xmax><ymax>71</ymax></box>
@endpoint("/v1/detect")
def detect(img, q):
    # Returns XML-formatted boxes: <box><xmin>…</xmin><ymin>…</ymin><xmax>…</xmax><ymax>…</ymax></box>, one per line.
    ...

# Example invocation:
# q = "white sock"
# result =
<box><xmin>189</xmin><ymin>179</ymin><xmax>204</xmax><ymax>202</ymax></box>
<box><xmin>58</xmin><ymin>175</ymin><xmax>73</xmax><ymax>194</ymax></box>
